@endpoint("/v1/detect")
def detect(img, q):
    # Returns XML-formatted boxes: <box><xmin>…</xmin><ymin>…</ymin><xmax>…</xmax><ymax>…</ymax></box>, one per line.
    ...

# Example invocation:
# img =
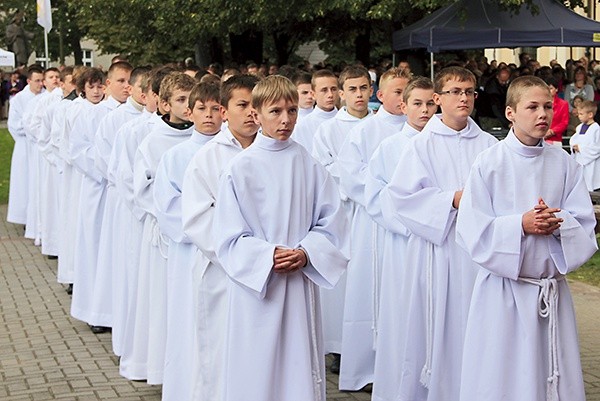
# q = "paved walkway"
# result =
<box><xmin>0</xmin><ymin>203</ymin><xmax>598</xmax><ymax>400</ymax></box>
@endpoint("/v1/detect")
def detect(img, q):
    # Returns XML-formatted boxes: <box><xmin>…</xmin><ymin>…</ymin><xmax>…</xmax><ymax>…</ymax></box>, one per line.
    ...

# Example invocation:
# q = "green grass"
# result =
<box><xmin>0</xmin><ymin>128</ymin><xmax>14</xmax><ymax>205</ymax></box>
<box><xmin>569</xmin><ymin>237</ymin><xmax>600</xmax><ymax>287</ymax></box>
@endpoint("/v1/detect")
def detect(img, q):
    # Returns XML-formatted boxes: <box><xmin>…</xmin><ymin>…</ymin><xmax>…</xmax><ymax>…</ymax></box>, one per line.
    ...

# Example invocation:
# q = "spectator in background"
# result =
<box><xmin>565</xmin><ymin>66</ymin><xmax>595</xmax><ymax>110</ymax></box>
<box><xmin>2</xmin><ymin>70</ymin><xmax>25</xmax><ymax>119</ymax></box>
<box><xmin>544</xmin><ymin>77</ymin><xmax>569</xmax><ymax>147</ymax></box>
<box><xmin>477</xmin><ymin>66</ymin><xmax>511</xmax><ymax>130</ymax></box>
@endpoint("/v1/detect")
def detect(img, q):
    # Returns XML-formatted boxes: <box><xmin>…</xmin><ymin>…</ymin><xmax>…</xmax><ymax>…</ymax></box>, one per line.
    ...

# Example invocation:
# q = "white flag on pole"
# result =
<box><xmin>37</xmin><ymin>0</ymin><xmax>52</xmax><ymax>33</ymax></box>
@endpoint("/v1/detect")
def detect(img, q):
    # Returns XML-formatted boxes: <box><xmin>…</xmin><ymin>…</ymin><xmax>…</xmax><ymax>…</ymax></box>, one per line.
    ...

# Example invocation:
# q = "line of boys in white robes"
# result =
<box><xmin>6</xmin><ymin>65</ymin><xmax>597</xmax><ymax>401</ymax></box>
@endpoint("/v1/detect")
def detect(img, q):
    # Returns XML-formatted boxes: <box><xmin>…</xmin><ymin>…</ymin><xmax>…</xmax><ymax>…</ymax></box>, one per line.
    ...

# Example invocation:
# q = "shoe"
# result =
<box><xmin>66</xmin><ymin>284</ymin><xmax>73</xmax><ymax>295</ymax></box>
<box><xmin>47</xmin><ymin>255</ymin><xmax>58</xmax><ymax>260</ymax></box>
<box><xmin>90</xmin><ymin>325</ymin><xmax>111</xmax><ymax>334</ymax></box>
<box><xmin>330</xmin><ymin>353</ymin><xmax>341</xmax><ymax>374</ymax></box>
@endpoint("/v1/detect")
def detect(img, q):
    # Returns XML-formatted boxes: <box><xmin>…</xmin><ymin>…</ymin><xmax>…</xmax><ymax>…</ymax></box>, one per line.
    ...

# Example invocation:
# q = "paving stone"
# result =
<box><xmin>1</xmin><ymin>203</ymin><xmax>599</xmax><ymax>400</ymax></box>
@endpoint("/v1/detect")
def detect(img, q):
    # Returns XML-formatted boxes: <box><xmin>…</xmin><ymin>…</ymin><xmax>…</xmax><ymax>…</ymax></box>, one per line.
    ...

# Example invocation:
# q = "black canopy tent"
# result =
<box><xmin>392</xmin><ymin>0</ymin><xmax>600</xmax><ymax>77</ymax></box>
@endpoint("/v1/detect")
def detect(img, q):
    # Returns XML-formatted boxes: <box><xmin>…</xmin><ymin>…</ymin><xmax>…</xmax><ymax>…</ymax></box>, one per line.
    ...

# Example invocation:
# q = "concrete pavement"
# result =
<box><xmin>0</xmin><ymin>203</ymin><xmax>598</xmax><ymax>400</ymax></box>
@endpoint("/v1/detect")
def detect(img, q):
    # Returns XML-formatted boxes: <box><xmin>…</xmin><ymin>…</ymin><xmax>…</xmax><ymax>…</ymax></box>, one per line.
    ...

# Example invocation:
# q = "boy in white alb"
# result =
<box><xmin>336</xmin><ymin>67</ymin><xmax>410</xmax><ymax>390</ymax></box>
<box><xmin>366</xmin><ymin>77</ymin><xmax>437</xmax><ymax>401</ymax></box>
<box><xmin>293</xmin><ymin>71</ymin><xmax>315</xmax><ymax>120</ymax></box>
<box><xmin>292</xmin><ymin>69</ymin><xmax>339</xmax><ymax>153</ymax></box>
<box><xmin>117</xmin><ymin>66</ymin><xmax>174</xmax><ymax>381</ymax></box>
<box><xmin>213</xmin><ymin>75</ymin><xmax>349</xmax><ymax>401</ymax></box>
<box><xmin>133</xmin><ymin>72</ymin><xmax>196</xmax><ymax>384</ymax></box>
<box><xmin>153</xmin><ymin>82</ymin><xmax>221</xmax><ymax>401</ymax></box>
<box><xmin>312</xmin><ymin>65</ymin><xmax>373</xmax><ymax>379</ymax></box>
<box><xmin>456</xmin><ymin>75</ymin><xmax>597</xmax><ymax>401</ymax></box>
<box><xmin>379</xmin><ymin>67</ymin><xmax>497</xmax><ymax>401</ymax></box>
<box><xmin>181</xmin><ymin>74</ymin><xmax>259</xmax><ymax>401</ymax></box>
<box><xmin>570</xmin><ymin>99</ymin><xmax>600</xmax><ymax>191</ymax></box>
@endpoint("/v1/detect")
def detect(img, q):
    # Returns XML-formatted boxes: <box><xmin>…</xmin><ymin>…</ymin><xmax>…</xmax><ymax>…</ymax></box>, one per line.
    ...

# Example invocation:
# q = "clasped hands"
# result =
<box><xmin>522</xmin><ymin>197</ymin><xmax>563</xmax><ymax>236</ymax></box>
<box><xmin>273</xmin><ymin>247</ymin><xmax>308</xmax><ymax>273</ymax></box>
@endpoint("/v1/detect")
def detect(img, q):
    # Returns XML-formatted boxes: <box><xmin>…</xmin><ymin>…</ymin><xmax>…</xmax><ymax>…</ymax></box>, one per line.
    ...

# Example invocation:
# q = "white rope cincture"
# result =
<box><xmin>371</xmin><ymin>220</ymin><xmax>379</xmax><ymax>349</ymax></box>
<box><xmin>150</xmin><ymin>217</ymin><xmax>169</xmax><ymax>259</ymax></box>
<box><xmin>307</xmin><ymin>279</ymin><xmax>323</xmax><ymax>401</ymax></box>
<box><xmin>420</xmin><ymin>241</ymin><xmax>434</xmax><ymax>388</ymax></box>
<box><xmin>518</xmin><ymin>276</ymin><xmax>562</xmax><ymax>401</ymax></box>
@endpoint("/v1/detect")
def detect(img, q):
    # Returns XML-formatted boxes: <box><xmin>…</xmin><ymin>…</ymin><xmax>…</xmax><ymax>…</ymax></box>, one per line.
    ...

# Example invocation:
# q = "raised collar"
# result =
<box><xmin>426</xmin><ymin>114</ymin><xmax>481</xmax><ymax>138</ymax></box>
<box><xmin>375</xmin><ymin>105</ymin><xmax>407</xmax><ymax>125</ymax></box>
<box><xmin>335</xmin><ymin>106</ymin><xmax>373</xmax><ymax>122</ymax></box>
<box><xmin>504</xmin><ymin>129</ymin><xmax>543</xmax><ymax>158</ymax></box>
<box><xmin>190</xmin><ymin>130</ymin><xmax>217</xmax><ymax>146</ymax></box>
<box><xmin>254</xmin><ymin>130</ymin><xmax>292</xmax><ymax>151</ymax></box>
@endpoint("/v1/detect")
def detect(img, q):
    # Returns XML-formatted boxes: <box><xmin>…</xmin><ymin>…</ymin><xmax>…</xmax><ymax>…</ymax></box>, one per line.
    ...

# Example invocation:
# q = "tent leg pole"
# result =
<box><xmin>430</xmin><ymin>52</ymin><xmax>434</xmax><ymax>81</ymax></box>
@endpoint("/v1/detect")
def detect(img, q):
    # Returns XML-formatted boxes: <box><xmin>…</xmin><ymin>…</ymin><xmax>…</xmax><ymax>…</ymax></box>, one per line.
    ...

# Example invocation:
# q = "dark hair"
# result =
<box><xmin>77</xmin><ymin>67</ymin><xmax>105</xmax><ymax>94</ymax></box>
<box><xmin>27</xmin><ymin>65</ymin><xmax>44</xmax><ymax>79</ymax></box>
<box><xmin>189</xmin><ymin>82</ymin><xmax>221</xmax><ymax>109</ymax></box>
<box><xmin>129</xmin><ymin>65</ymin><xmax>151</xmax><ymax>86</ymax></box>
<box><xmin>220</xmin><ymin>74</ymin><xmax>260</xmax><ymax>108</ymax></box>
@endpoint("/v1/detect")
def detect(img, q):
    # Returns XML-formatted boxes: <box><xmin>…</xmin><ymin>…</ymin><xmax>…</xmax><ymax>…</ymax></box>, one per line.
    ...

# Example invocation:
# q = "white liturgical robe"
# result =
<box><xmin>378</xmin><ymin>115</ymin><xmax>497</xmax><ymax>401</ymax></box>
<box><xmin>364</xmin><ymin>124</ymin><xmax>421</xmax><ymax>401</ymax></box>
<box><xmin>336</xmin><ymin>106</ymin><xmax>406</xmax><ymax>390</ymax></box>
<box><xmin>133</xmin><ymin>117</ymin><xmax>193</xmax><ymax>384</ymax></box>
<box><xmin>213</xmin><ymin>133</ymin><xmax>349</xmax><ymax>401</ymax></box>
<box><xmin>154</xmin><ymin>131</ymin><xmax>215</xmax><ymax>401</ymax></box>
<box><xmin>456</xmin><ymin>130</ymin><xmax>597</xmax><ymax>401</ymax></box>
<box><xmin>293</xmin><ymin>106</ymin><xmax>337</xmax><ymax>154</ymax></box>
<box><xmin>570</xmin><ymin>121</ymin><xmax>600</xmax><ymax>191</ymax></box>
<box><xmin>181</xmin><ymin>127</ymin><xmax>246</xmax><ymax>401</ymax></box>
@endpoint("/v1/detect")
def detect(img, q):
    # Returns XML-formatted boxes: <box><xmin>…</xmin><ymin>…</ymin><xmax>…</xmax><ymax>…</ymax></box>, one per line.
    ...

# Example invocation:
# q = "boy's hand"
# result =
<box><xmin>522</xmin><ymin>198</ymin><xmax>563</xmax><ymax>236</ymax></box>
<box><xmin>572</xmin><ymin>144</ymin><xmax>580</xmax><ymax>153</ymax></box>
<box><xmin>273</xmin><ymin>247</ymin><xmax>308</xmax><ymax>273</ymax></box>
<box><xmin>453</xmin><ymin>190</ymin><xmax>463</xmax><ymax>209</ymax></box>
<box><xmin>544</xmin><ymin>129</ymin><xmax>555</xmax><ymax>139</ymax></box>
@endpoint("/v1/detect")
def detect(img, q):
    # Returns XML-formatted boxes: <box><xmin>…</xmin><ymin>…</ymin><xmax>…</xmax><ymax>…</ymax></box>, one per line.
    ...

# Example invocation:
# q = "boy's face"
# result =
<box><xmin>340</xmin><ymin>76</ymin><xmax>372</xmax><ymax>118</ymax></box>
<box><xmin>106</xmin><ymin>68</ymin><xmax>131</xmax><ymax>103</ymax></box>
<box><xmin>28</xmin><ymin>72</ymin><xmax>44</xmax><ymax>94</ymax></box>
<box><xmin>43</xmin><ymin>70</ymin><xmax>60</xmax><ymax>91</ymax></box>
<box><xmin>255</xmin><ymin>98</ymin><xmax>298</xmax><ymax>141</ymax></box>
<box><xmin>145</xmin><ymin>90</ymin><xmax>158</xmax><ymax>113</ymax></box>
<box><xmin>222</xmin><ymin>88</ymin><xmax>258</xmax><ymax>141</ymax></box>
<box><xmin>378</xmin><ymin>77</ymin><xmax>409</xmax><ymax>115</ymax></box>
<box><xmin>505</xmin><ymin>86</ymin><xmax>553</xmax><ymax>146</ymax></box>
<box><xmin>313</xmin><ymin>77</ymin><xmax>339</xmax><ymax>111</ymax></box>
<box><xmin>189</xmin><ymin>99</ymin><xmax>222</xmax><ymax>135</ymax></box>
<box><xmin>577</xmin><ymin>109</ymin><xmax>595</xmax><ymax>124</ymax></box>
<box><xmin>163</xmin><ymin>89</ymin><xmax>191</xmax><ymax>124</ymax></box>
<box><xmin>432</xmin><ymin>78</ymin><xmax>476</xmax><ymax>127</ymax></box>
<box><xmin>61</xmin><ymin>74</ymin><xmax>76</xmax><ymax>95</ymax></box>
<box><xmin>401</xmin><ymin>88</ymin><xmax>437</xmax><ymax>131</ymax></box>
<box><xmin>297</xmin><ymin>83</ymin><xmax>315</xmax><ymax>110</ymax></box>
<box><xmin>85</xmin><ymin>81</ymin><xmax>105</xmax><ymax>104</ymax></box>
<box><xmin>130</xmin><ymin>76</ymin><xmax>145</xmax><ymax>105</ymax></box>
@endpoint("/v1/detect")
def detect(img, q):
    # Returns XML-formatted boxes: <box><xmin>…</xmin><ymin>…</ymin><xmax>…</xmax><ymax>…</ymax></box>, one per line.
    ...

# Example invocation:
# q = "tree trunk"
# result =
<box><xmin>273</xmin><ymin>31</ymin><xmax>291</xmax><ymax>65</ymax></box>
<box><xmin>355</xmin><ymin>23</ymin><xmax>371</xmax><ymax>66</ymax></box>
<box><xmin>229</xmin><ymin>30</ymin><xmax>263</xmax><ymax>65</ymax></box>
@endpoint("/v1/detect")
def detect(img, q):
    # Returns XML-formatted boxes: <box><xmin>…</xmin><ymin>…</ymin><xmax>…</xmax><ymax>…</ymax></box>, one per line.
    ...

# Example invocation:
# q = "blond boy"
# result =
<box><xmin>457</xmin><ymin>75</ymin><xmax>596</xmax><ymax>401</ymax></box>
<box><xmin>378</xmin><ymin>67</ymin><xmax>497</xmax><ymax>401</ymax></box>
<box><xmin>133</xmin><ymin>72</ymin><xmax>196</xmax><ymax>384</ymax></box>
<box><xmin>335</xmin><ymin>67</ymin><xmax>411</xmax><ymax>389</ymax></box>
<box><xmin>570</xmin><ymin>100</ymin><xmax>600</xmax><ymax>191</ymax></box>
<box><xmin>213</xmin><ymin>75</ymin><xmax>349</xmax><ymax>401</ymax></box>
<box><xmin>367</xmin><ymin>77</ymin><xmax>438</xmax><ymax>401</ymax></box>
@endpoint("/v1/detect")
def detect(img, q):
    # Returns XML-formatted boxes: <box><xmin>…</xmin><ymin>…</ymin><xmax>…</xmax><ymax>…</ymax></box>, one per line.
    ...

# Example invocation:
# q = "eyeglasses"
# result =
<box><xmin>438</xmin><ymin>89</ymin><xmax>478</xmax><ymax>98</ymax></box>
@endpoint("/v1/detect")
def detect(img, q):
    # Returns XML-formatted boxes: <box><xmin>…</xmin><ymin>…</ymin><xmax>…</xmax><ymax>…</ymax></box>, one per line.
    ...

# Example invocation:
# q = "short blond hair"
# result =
<box><xmin>251</xmin><ymin>75</ymin><xmax>298</xmax><ymax>111</ymax></box>
<box><xmin>506</xmin><ymin>75</ymin><xmax>550</xmax><ymax>110</ymax></box>
<box><xmin>578</xmin><ymin>100</ymin><xmax>598</xmax><ymax>115</ymax></box>
<box><xmin>434</xmin><ymin>66</ymin><xmax>476</xmax><ymax>93</ymax></box>
<box><xmin>379</xmin><ymin>67</ymin><xmax>412</xmax><ymax>90</ymax></box>
<box><xmin>159</xmin><ymin>72</ymin><xmax>196</xmax><ymax>103</ymax></box>
<box><xmin>403</xmin><ymin>76</ymin><xmax>434</xmax><ymax>103</ymax></box>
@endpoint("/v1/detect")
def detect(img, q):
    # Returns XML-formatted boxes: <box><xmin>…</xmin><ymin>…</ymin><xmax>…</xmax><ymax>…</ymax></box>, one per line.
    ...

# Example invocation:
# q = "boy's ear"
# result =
<box><xmin>185</xmin><ymin>107</ymin><xmax>193</xmax><ymax>122</ymax></box>
<box><xmin>432</xmin><ymin>92</ymin><xmax>442</xmax><ymax>106</ymax></box>
<box><xmin>161</xmin><ymin>99</ymin><xmax>171</xmax><ymax>113</ymax></box>
<box><xmin>376</xmin><ymin>89</ymin><xmax>385</xmax><ymax>103</ymax></box>
<box><xmin>505</xmin><ymin>106</ymin><xmax>514</xmax><ymax>123</ymax></box>
<box><xmin>220</xmin><ymin>105</ymin><xmax>228</xmax><ymax>121</ymax></box>
<box><xmin>400</xmin><ymin>101</ymin><xmax>408</xmax><ymax>115</ymax></box>
<box><xmin>251</xmin><ymin>108</ymin><xmax>260</xmax><ymax>125</ymax></box>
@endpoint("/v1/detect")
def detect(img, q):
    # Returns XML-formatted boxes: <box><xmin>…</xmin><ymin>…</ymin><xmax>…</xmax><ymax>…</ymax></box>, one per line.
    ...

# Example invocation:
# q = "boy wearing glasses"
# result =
<box><xmin>377</xmin><ymin>67</ymin><xmax>497</xmax><ymax>401</ymax></box>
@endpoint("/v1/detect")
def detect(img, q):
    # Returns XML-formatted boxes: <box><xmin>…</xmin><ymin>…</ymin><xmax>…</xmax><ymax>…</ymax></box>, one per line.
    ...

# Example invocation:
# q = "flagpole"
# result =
<box><xmin>44</xmin><ymin>29</ymin><xmax>49</xmax><ymax>68</ymax></box>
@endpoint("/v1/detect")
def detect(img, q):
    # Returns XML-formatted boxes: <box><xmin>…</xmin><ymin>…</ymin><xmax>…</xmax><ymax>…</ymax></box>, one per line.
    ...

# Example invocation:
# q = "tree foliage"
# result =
<box><xmin>3</xmin><ymin>0</ymin><xmax>592</xmax><ymax>68</ymax></box>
